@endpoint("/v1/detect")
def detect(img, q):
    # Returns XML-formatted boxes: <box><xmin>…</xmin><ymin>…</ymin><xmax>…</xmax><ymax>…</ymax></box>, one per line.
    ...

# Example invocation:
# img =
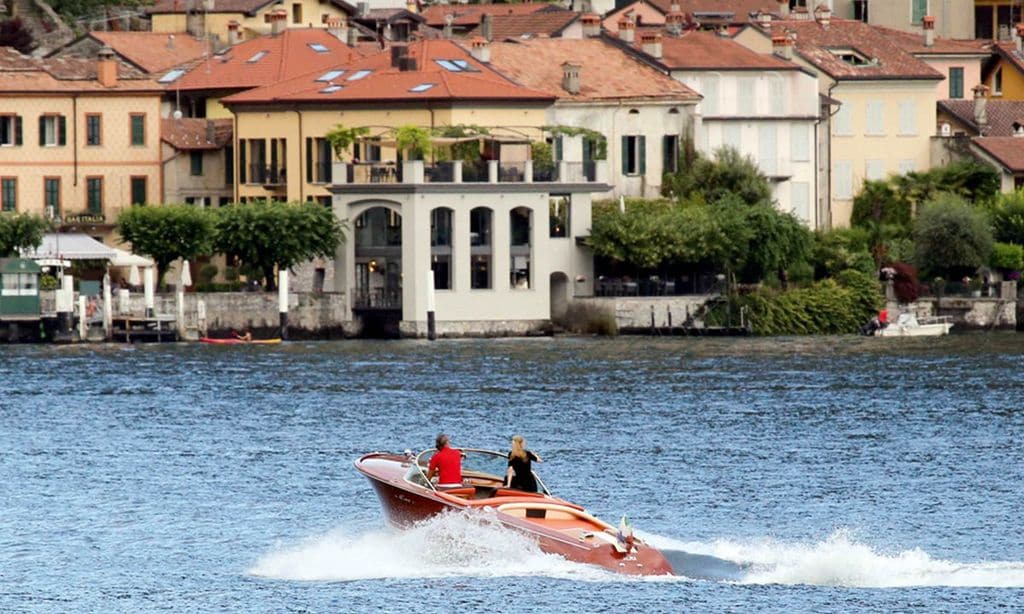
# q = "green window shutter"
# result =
<box><xmin>239</xmin><ymin>140</ymin><xmax>247</xmax><ymax>184</ymax></box>
<box><xmin>58</xmin><ymin>115</ymin><xmax>66</xmax><ymax>146</ymax></box>
<box><xmin>38</xmin><ymin>116</ymin><xmax>45</xmax><ymax>146</ymax></box>
<box><xmin>662</xmin><ymin>135</ymin><xmax>671</xmax><ymax>174</ymax></box>
<box><xmin>553</xmin><ymin>136</ymin><xmax>563</xmax><ymax>162</ymax></box>
<box><xmin>638</xmin><ymin>135</ymin><xmax>646</xmax><ymax>174</ymax></box>
<box><xmin>582</xmin><ymin>137</ymin><xmax>592</xmax><ymax>162</ymax></box>
<box><xmin>621</xmin><ymin>136</ymin><xmax>629</xmax><ymax>174</ymax></box>
<box><xmin>14</xmin><ymin>116</ymin><xmax>22</xmax><ymax>145</ymax></box>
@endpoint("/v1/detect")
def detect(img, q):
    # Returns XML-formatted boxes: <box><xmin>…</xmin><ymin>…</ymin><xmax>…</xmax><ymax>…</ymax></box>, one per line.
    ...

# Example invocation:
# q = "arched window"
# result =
<box><xmin>470</xmin><ymin>207</ymin><xmax>492</xmax><ymax>289</ymax></box>
<box><xmin>509</xmin><ymin>207</ymin><xmax>532</xmax><ymax>289</ymax></box>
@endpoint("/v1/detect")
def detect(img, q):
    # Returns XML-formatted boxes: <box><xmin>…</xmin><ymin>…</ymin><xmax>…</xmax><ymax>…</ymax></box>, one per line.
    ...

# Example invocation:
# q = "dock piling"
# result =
<box><xmin>278</xmin><ymin>269</ymin><xmax>289</xmax><ymax>340</ymax></box>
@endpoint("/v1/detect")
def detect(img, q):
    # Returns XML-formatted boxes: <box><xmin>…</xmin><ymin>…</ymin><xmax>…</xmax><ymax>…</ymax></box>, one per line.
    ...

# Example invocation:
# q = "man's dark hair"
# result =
<box><xmin>435</xmin><ymin>433</ymin><xmax>449</xmax><ymax>450</ymax></box>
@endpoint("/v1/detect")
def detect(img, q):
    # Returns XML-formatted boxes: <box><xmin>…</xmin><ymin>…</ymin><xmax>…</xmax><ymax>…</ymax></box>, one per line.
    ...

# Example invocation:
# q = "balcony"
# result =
<box><xmin>331</xmin><ymin>159</ymin><xmax>608</xmax><ymax>187</ymax></box>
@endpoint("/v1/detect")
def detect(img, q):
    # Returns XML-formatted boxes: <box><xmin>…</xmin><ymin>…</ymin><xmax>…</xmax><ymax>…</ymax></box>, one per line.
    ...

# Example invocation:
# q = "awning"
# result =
<box><xmin>22</xmin><ymin>233</ymin><xmax>118</xmax><ymax>261</ymax></box>
<box><xmin>109</xmin><ymin>247</ymin><xmax>154</xmax><ymax>268</ymax></box>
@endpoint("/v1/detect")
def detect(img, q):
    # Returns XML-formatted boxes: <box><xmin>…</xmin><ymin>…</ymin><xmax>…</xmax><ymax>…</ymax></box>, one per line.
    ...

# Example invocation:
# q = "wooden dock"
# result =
<box><xmin>111</xmin><ymin>315</ymin><xmax>179</xmax><ymax>343</ymax></box>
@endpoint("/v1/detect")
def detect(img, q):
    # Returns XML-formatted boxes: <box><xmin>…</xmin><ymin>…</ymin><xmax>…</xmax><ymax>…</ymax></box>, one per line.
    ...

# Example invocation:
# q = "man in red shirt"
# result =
<box><xmin>426</xmin><ymin>433</ymin><xmax>462</xmax><ymax>488</ymax></box>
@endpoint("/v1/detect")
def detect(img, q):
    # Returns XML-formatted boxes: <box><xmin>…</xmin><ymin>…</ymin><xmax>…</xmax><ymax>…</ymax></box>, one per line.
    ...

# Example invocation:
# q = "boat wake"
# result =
<box><xmin>250</xmin><ymin>518</ymin><xmax>1024</xmax><ymax>587</ymax></box>
<box><xmin>248</xmin><ymin>512</ymin><xmax>615</xmax><ymax>582</ymax></box>
<box><xmin>646</xmin><ymin>529</ymin><xmax>1024</xmax><ymax>588</ymax></box>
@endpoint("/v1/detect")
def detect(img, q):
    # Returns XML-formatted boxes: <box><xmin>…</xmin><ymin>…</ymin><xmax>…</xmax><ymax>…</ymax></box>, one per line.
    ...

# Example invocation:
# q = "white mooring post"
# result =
<box><xmin>278</xmin><ymin>269</ymin><xmax>289</xmax><ymax>340</ymax></box>
<box><xmin>426</xmin><ymin>269</ymin><xmax>436</xmax><ymax>341</ymax></box>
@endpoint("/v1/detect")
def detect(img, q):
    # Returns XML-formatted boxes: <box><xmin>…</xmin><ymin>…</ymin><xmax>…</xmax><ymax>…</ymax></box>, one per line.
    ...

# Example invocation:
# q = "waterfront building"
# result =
<box><xmin>982</xmin><ymin>37</ymin><xmax>1024</xmax><ymax>101</ymax></box>
<box><xmin>736</xmin><ymin>12</ymin><xmax>943</xmax><ymax>228</ymax></box>
<box><xmin>419</xmin><ymin>3</ymin><xmax>555</xmax><ymax>38</ymax></box>
<box><xmin>602</xmin><ymin>0</ymin><xmax>782</xmax><ymax>36</ymax></box>
<box><xmin>619</xmin><ymin>26</ymin><xmax>821</xmax><ymax>226</ymax></box>
<box><xmin>223</xmin><ymin>39</ymin><xmax>602</xmax><ymax>334</ymax></box>
<box><xmin>146</xmin><ymin>0</ymin><xmax>358</xmax><ymax>42</ymax></box>
<box><xmin>160</xmin><ymin>118</ymin><xmax>235</xmax><ymax>206</ymax></box>
<box><xmin>462</xmin><ymin>8</ymin><xmax>583</xmax><ymax>41</ymax></box>
<box><xmin>935</xmin><ymin>94</ymin><xmax>1024</xmax><ymax>191</ymax></box>
<box><xmin>881</xmin><ymin>20</ymin><xmax>989</xmax><ymax>103</ymax></box>
<box><xmin>487</xmin><ymin>35</ymin><xmax>700</xmax><ymax>199</ymax></box>
<box><xmin>0</xmin><ymin>48</ymin><xmax>163</xmax><ymax>243</ymax></box>
<box><xmin>47</xmin><ymin>31</ymin><xmax>212</xmax><ymax>78</ymax></box>
<box><xmin>843</xmin><ymin>0</ymin><xmax>975</xmax><ymax>40</ymax></box>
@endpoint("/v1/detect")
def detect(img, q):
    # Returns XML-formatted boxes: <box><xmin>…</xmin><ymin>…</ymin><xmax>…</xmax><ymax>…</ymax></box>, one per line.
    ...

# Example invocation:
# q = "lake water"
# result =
<box><xmin>2</xmin><ymin>335</ymin><xmax>1023</xmax><ymax>612</ymax></box>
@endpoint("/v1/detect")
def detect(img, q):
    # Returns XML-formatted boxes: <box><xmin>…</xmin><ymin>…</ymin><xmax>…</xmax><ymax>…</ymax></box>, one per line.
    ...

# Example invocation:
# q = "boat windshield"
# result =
<box><xmin>412</xmin><ymin>447</ymin><xmax>549</xmax><ymax>494</ymax></box>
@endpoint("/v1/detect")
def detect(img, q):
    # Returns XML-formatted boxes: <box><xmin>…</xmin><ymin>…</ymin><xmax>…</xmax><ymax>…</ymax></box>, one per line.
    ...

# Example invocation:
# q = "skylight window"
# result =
<box><xmin>435</xmin><ymin>59</ymin><xmax>475</xmax><ymax>72</ymax></box>
<box><xmin>347</xmin><ymin>69</ymin><xmax>372</xmax><ymax>81</ymax></box>
<box><xmin>829</xmin><ymin>48</ymin><xmax>874</xmax><ymax>67</ymax></box>
<box><xmin>158</xmin><ymin>69</ymin><xmax>185</xmax><ymax>84</ymax></box>
<box><xmin>409</xmin><ymin>83</ymin><xmax>435</xmax><ymax>93</ymax></box>
<box><xmin>317</xmin><ymin>70</ymin><xmax>345</xmax><ymax>82</ymax></box>
<box><xmin>321</xmin><ymin>85</ymin><xmax>344</xmax><ymax>93</ymax></box>
<box><xmin>308</xmin><ymin>43</ymin><xmax>330</xmax><ymax>53</ymax></box>
<box><xmin>246</xmin><ymin>51</ymin><xmax>269</xmax><ymax>63</ymax></box>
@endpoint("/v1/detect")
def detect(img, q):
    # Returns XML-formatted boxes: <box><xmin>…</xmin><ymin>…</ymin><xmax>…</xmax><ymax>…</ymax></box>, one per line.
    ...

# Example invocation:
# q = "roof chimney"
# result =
<box><xmin>772</xmin><ymin>33</ymin><xmax>794</xmax><ymax>60</ymax></box>
<box><xmin>443</xmin><ymin>14</ymin><xmax>454</xmax><ymax>39</ymax></box>
<box><xmin>973</xmin><ymin>83</ymin><xmax>990</xmax><ymax>135</ymax></box>
<box><xmin>581</xmin><ymin>13</ymin><xmax>601</xmax><ymax>38</ymax></box>
<box><xmin>398</xmin><ymin>56</ymin><xmax>418</xmax><ymax>71</ymax></box>
<box><xmin>1016</xmin><ymin>23</ymin><xmax>1024</xmax><ymax>53</ymax></box>
<box><xmin>324</xmin><ymin>15</ymin><xmax>346</xmax><ymax>41</ymax></box>
<box><xmin>640</xmin><ymin>31</ymin><xmax>662</xmax><ymax>59</ymax></box>
<box><xmin>357</xmin><ymin>1</ymin><xmax>368</xmax><ymax>17</ymax></box>
<box><xmin>406</xmin><ymin>0</ymin><xmax>417</xmax><ymax>13</ymax></box>
<box><xmin>468</xmin><ymin>36</ymin><xmax>490</xmax><ymax>63</ymax></box>
<box><xmin>96</xmin><ymin>46</ymin><xmax>118</xmax><ymax>88</ymax></box>
<box><xmin>391</xmin><ymin>44</ymin><xmax>408</xmax><ymax>67</ymax></box>
<box><xmin>561</xmin><ymin>61</ymin><xmax>581</xmax><ymax>95</ymax></box>
<box><xmin>1014</xmin><ymin>121</ymin><xmax>1024</xmax><ymax>137</ymax></box>
<box><xmin>265</xmin><ymin>8</ymin><xmax>287</xmax><ymax>35</ymax></box>
<box><xmin>756</xmin><ymin>11</ymin><xmax>772</xmax><ymax>26</ymax></box>
<box><xmin>347</xmin><ymin>25</ymin><xmax>359</xmax><ymax>46</ymax></box>
<box><xmin>618</xmin><ymin>16</ymin><xmax>635</xmax><ymax>43</ymax></box>
<box><xmin>776</xmin><ymin>0</ymin><xmax>789</xmax><ymax>18</ymax></box>
<box><xmin>227</xmin><ymin>20</ymin><xmax>242</xmax><ymax>45</ymax></box>
<box><xmin>481</xmin><ymin>13</ymin><xmax>493</xmax><ymax>41</ymax></box>
<box><xmin>206</xmin><ymin>119</ymin><xmax>216</xmax><ymax>143</ymax></box>
<box><xmin>814</xmin><ymin>3</ymin><xmax>831</xmax><ymax>27</ymax></box>
<box><xmin>665</xmin><ymin>10</ymin><xmax>686</xmax><ymax>36</ymax></box>
<box><xmin>922</xmin><ymin>15</ymin><xmax>935</xmax><ymax>47</ymax></box>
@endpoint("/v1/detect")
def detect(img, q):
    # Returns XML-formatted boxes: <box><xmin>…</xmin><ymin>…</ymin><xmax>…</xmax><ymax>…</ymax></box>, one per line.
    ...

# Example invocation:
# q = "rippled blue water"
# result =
<box><xmin>2</xmin><ymin>335</ymin><xmax>1023</xmax><ymax>612</ymax></box>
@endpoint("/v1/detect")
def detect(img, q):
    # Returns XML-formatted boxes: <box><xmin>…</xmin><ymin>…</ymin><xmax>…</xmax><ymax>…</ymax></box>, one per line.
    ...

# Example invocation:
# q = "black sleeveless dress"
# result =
<box><xmin>507</xmin><ymin>451</ymin><xmax>539</xmax><ymax>492</ymax></box>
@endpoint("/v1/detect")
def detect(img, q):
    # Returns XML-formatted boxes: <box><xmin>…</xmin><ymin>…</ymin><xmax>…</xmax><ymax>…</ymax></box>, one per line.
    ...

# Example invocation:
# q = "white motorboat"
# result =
<box><xmin>875</xmin><ymin>312</ymin><xmax>953</xmax><ymax>337</ymax></box>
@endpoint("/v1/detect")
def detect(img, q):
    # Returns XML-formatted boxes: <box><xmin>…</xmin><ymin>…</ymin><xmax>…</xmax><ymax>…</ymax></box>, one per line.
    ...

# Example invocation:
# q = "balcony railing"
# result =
<box><xmin>248</xmin><ymin>165</ymin><xmax>286</xmax><ymax>186</ymax></box>
<box><xmin>332</xmin><ymin>159</ymin><xmax>607</xmax><ymax>186</ymax></box>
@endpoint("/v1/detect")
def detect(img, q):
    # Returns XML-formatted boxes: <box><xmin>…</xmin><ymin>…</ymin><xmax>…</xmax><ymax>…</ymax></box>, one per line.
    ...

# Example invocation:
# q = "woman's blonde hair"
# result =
<box><xmin>510</xmin><ymin>435</ymin><xmax>527</xmax><ymax>460</ymax></box>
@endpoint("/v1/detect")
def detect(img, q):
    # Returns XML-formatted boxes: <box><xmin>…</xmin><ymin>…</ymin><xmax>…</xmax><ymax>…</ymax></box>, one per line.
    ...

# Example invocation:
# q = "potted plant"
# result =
<box><xmin>325</xmin><ymin>125</ymin><xmax>370</xmax><ymax>162</ymax></box>
<box><xmin>968</xmin><ymin>275</ymin><xmax>983</xmax><ymax>297</ymax></box>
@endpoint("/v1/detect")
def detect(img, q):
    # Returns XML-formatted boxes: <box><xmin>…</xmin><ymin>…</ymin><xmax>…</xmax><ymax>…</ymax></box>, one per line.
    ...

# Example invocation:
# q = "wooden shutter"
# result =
<box><xmin>239</xmin><ymin>140</ymin><xmax>247</xmax><ymax>184</ymax></box>
<box><xmin>14</xmin><ymin>116</ymin><xmax>22</xmax><ymax>145</ymax></box>
<box><xmin>58</xmin><ymin>115</ymin><xmax>66</xmax><ymax>146</ymax></box>
<box><xmin>38</xmin><ymin>116</ymin><xmax>45</xmax><ymax>146</ymax></box>
<box><xmin>621</xmin><ymin>136</ymin><xmax>629</xmax><ymax>174</ymax></box>
<box><xmin>305</xmin><ymin>137</ymin><xmax>313</xmax><ymax>183</ymax></box>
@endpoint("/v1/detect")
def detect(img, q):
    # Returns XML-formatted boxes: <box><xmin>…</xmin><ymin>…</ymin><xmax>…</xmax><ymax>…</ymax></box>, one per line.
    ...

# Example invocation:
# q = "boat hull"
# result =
<box><xmin>356</xmin><ymin>453</ymin><xmax>674</xmax><ymax>576</ymax></box>
<box><xmin>876</xmin><ymin>323</ymin><xmax>952</xmax><ymax>337</ymax></box>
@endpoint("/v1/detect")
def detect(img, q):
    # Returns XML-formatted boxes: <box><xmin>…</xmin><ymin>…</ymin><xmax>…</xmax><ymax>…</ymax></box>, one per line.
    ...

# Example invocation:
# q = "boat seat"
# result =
<box><xmin>473</xmin><ymin>486</ymin><xmax>498</xmax><ymax>500</ymax></box>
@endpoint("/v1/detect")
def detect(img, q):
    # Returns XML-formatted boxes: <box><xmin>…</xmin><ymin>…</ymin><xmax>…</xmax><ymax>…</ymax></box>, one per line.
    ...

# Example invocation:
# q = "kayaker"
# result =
<box><xmin>233</xmin><ymin>330</ymin><xmax>253</xmax><ymax>343</ymax></box>
<box><xmin>505</xmin><ymin>435</ymin><xmax>542</xmax><ymax>492</ymax></box>
<box><xmin>425</xmin><ymin>433</ymin><xmax>462</xmax><ymax>489</ymax></box>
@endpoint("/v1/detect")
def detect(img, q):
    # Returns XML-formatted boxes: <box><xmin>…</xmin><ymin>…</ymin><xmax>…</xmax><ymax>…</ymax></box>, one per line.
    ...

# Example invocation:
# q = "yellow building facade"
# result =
<box><xmin>150</xmin><ymin>0</ymin><xmax>354</xmax><ymax>43</ymax></box>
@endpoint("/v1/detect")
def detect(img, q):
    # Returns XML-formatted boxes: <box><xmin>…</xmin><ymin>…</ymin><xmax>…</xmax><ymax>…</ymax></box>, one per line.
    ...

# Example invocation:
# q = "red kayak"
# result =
<box><xmin>199</xmin><ymin>337</ymin><xmax>282</xmax><ymax>345</ymax></box>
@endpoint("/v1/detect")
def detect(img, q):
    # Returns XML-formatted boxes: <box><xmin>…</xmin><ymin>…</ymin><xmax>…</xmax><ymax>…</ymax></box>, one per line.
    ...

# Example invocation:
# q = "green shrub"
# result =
<box><xmin>990</xmin><ymin>242</ymin><xmax>1024</xmax><ymax>271</ymax></box>
<box><xmin>39</xmin><ymin>274</ymin><xmax>58</xmax><ymax>291</ymax></box>
<box><xmin>198</xmin><ymin>263</ymin><xmax>219</xmax><ymax>284</ymax></box>
<box><xmin>811</xmin><ymin>228</ymin><xmax>875</xmax><ymax>279</ymax></box>
<box><xmin>223</xmin><ymin>265</ymin><xmax>239</xmax><ymax>282</ymax></box>
<box><xmin>913</xmin><ymin>192</ymin><xmax>994</xmax><ymax>277</ymax></box>
<box><xmin>989</xmin><ymin>190</ymin><xmax>1024</xmax><ymax>244</ymax></box>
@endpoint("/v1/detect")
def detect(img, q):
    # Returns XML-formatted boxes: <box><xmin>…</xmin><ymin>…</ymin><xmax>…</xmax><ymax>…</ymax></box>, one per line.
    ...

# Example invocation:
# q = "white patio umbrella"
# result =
<box><xmin>129</xmin><ymin>265</ymin><xmax>141</xmax><ymax>287</ymax></box>
<box><xmin>180</xmin><ymin>260</ymin><xmax>192</xmax><ymax>288</ymax></box>
<box><xmin>619</xmin><ymin>194</ymin><xmax>626</xmax><ymax>213</ymax></box>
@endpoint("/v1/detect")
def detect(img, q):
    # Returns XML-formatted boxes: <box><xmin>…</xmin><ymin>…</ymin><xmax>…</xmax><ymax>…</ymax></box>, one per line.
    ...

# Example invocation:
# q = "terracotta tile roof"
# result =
<box><xmin>631</xmin><ymin>0</ymin><xmax>780</xmax><ymax>21</ymax></box>
<box><xmin>0</xmin><ymin>48</ymin><xmax>160</xmax><ymax>93</ymax></box>
<box><xmin>174</xmin><ymin>28</ymin><xmax>368</xmax><ymax>91</ymax></box>
<box><xmin>991</xmin><ymin>42</ymin><xmax>1024</xmax><ymax>76</ymax></box>
<box><xmin>353</xmin><ymin>8</ymin><xmax>425</xmax><ymax>25</ymax></box>
<box><xmin>972</xmin><ymin>137</ymin><xmax>1024</xmax><ymax>172</ymax></box>
<box><xmin>222</xmin><ymin>39</ymin><xmax>555</xmax><ymax>104</ymax></box>
<box><xmin>762</xmin><ymin>19</ymin><xmax>943</xmax><ymax>81</ymax></box>
<box><xmin>161</xmin><ymin>118</ymin><xmax>233</xmax><ymax>150</ymax></box>
<box><xmin>488</xmin><ymin>37</ymin><xmax>699</xmax><ymax>102</ymax></box>
<box><xmin>89</xmin><ymin>31</ymin><xmax>211</xmax><ymax>73</ymax></box>
<box><xmin>465</xmin><ymin>8</ymin><xmax>579</xmax><ymax>40</ymax></box>
<box><xmin>147</xmin><ymin>0</ymin><xmax>354</xmax><ymax>15</ymax></box>
<box><xmin>420</xmin><ymin>2</ymin><xmax>552</xmax><ymax>28</ymax></box>
<box><xmin>875</xmin><ymin>26</ymin><xmax>992</xmax><ymax>57</ymax></box>
<box><xmin>939</xmin><ymin>99</ymin><xmax>1024</xmax><ymax>137</ymax></box>
<box><xmin>649</xmin><ymin>30</ymin><xmax>800</xmax><ymax>71</ymax></box>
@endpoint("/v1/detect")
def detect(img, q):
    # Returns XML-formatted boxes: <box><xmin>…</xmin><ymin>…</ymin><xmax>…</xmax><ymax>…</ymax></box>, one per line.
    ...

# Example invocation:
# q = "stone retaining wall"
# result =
<box><xmin>573</xmin><ymin>296</ymin><xmax>712</xmax><ymax>332</ymax></box>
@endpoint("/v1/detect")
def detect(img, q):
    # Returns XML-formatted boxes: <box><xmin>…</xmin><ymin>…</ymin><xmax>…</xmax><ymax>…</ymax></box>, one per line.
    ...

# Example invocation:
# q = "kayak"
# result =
<box><xmin>199</xmin><ymin>337</ymin><xmax>282</xmax><ymax>345</ymax></box>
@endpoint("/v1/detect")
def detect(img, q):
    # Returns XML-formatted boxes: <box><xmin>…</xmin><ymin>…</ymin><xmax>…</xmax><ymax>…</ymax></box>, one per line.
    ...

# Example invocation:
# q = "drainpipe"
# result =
<box><xmin>824</xmin><ymin>81</ymin><xmax>840</xmax><ymax>230</ymax></box>
<box><xmin>232</xmin><ymin>111</ymin><xmax>239</xmax><ymax>203</ymax></box>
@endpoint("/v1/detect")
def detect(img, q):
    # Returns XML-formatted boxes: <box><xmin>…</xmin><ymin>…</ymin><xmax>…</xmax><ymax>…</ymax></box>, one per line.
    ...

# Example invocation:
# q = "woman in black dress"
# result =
<box><xmin>505</xmin><ymin>434</ymin><xmax>542</xmax><ymax>492</ymax></box>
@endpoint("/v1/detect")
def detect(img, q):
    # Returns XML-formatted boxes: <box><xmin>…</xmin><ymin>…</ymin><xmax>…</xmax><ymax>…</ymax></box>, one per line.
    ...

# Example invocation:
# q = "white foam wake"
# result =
<box><xmin>645</xmin><ymin>529</ymin><xmax>1024</xmax><ymax>588</ymax></box>
<box><xmin>248</xmin><ymin>511</ymin><xmax>615</xmax><ymax>582</ymax></box>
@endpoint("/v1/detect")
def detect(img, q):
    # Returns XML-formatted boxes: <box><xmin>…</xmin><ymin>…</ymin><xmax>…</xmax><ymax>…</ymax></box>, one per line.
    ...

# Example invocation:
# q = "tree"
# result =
<box><xmin>47</xmin><ymin>0</ymin><xmax>150</xmax><ymax>21</ymax></box>
<box><xmin>0</xmin><ymin>212</ymin><xmax>49</xmax><ymax>257</ymax></box>
<box><xmin>737</xmin><ymin>202</ymin><xmax>812</xmax><ymax>283</ymax></box>
<box><xmin>811</xmin><ymin>228</ymin><xmax>876</xmax><ymax>279</ymax></box>
<box><xmin>325</xmin><ymin>124</ymin><xmax>370</xmax><ymax>161</ymax></box>
<box><xmin>662</xmin><ymin>146</ymin><xmax>772</xmax><ymax>206</ymax></box>
<box><xmin>214</xmin><ymin>201</ymin><xmax>346</xmax><ymax>291</ymax></box>
<box><xmin>117</xmin><ymin>204</ymin><xmax>215</xmax><ymax>287</ymax></box>
<box><xmin>988</xmin><ymin>189</ymin><xmax>1024</xmax><ymax>245</ymax></box>
<box><xmin>0</xmin><ymin>18</ymin><xmax>34</xmax><ymax>54</ymax></box>
<box><xmin>913</xmin><ymin>193</ymin><xmax>994</xmax><ymax>277</ymax></box>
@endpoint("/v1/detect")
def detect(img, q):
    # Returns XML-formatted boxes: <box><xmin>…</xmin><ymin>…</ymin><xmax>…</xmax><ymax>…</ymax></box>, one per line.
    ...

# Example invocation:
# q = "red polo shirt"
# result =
<box><xmin>428</xmin><ymin>446</ymin><xmax>462</xmax><ymax>484</ymax></box>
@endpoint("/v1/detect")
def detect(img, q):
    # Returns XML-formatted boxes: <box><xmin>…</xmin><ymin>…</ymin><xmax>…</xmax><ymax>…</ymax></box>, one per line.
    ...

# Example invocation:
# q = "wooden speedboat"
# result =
<box><xmin>355</xmin><ymin>448</ymin><xmax>674</xmax><ymax>576</ymax></box>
